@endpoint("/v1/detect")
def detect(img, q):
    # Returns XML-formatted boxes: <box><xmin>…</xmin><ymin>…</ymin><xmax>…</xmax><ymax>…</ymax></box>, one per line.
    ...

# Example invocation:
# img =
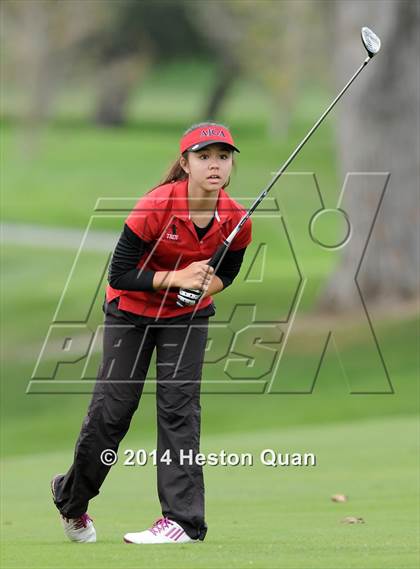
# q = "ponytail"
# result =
<box><xmin>156</xmin><ymin>151</ymin><xmax>189</xmax><ymax>187</ymax></box>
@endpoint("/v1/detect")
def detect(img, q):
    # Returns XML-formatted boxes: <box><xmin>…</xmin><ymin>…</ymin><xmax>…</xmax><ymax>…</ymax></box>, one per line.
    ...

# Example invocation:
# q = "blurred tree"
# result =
<box><xmin>319</xmin><ymin>0</ymin><xmax>419</xmax><ymax>310</ymax></box>
<box><xmin>188</xmin><ymin>0</ymin><xmax>328</xmax><ymax>136</ymax></box>
<box><xmin>90</xmin><ymin>0</ymin><xmax>210</xmax><ymax>125</ymax></box>
<box><xmin>0</xmin><ymin>0</ymin><xmax>110</xmax><ymax>123</ymax></box>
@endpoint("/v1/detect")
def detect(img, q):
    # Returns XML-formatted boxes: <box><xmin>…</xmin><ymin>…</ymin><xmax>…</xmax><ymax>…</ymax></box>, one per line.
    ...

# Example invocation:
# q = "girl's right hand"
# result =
<box><xmin>174</xmin><ymin>259</ymin><xmax>214</xmax><ymax>291</ymax></box>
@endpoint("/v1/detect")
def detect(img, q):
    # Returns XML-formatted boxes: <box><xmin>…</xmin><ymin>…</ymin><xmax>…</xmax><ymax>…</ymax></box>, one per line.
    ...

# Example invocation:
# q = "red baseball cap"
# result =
<box><xmin>180</xmin><ymin>124</ymin><xmax>240</xmax><ymax>154</ymax></box>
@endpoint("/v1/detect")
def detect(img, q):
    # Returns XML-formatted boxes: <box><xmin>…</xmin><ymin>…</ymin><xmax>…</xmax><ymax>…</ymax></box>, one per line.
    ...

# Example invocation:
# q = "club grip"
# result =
<box><xmin>208</xmin><ymin>241</ymin><xmax>229</xmax><ymax>269</ymax></box>
<box><xmin>176</xmin><ymin>241</ymin><xmax>230</xmax><ymax>307</ymax></box>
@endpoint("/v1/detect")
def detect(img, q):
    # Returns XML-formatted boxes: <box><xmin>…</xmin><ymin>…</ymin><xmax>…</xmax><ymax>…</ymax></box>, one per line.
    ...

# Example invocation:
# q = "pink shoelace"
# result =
<box><xmin>62</xmin><ymin>513</ymin><xmax>93</xmax><ymax>530</ymax></box>
<box><xmin>149</xmin><ymin>517</ymin><xmax>174</xmax><ymax>535</ymax></box>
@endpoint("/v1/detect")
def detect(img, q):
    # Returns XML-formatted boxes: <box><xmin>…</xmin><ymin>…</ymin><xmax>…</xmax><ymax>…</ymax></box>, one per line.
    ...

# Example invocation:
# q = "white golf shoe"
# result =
<box><xmin>124</xmin><ymin>517</ymin><xmax>198</xmax><ymax>544</ymax></box>
<box><xmin>60</xmin><ymin>512</ymin><xmax>96</xmax><ymax>543</ymax></box>
<box><xmin>51</xmin><ymin>474</ymin><xmax>96</xmax><ymax>543</ymax></box>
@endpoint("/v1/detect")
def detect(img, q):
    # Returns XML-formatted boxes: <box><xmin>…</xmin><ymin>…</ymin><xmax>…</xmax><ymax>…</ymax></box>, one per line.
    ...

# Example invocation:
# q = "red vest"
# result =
<box><xmin>106</xmin><ymin>178</ymin><xmax>252</xmax><ymax>318</ymax></box>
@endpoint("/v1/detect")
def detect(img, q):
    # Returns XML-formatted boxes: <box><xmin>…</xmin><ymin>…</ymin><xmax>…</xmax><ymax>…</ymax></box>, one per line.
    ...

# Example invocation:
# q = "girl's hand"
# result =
<box><xmin>174</xmin><ymin>260</ymin><xmax>214</xmax><ymax>291</ymax></box>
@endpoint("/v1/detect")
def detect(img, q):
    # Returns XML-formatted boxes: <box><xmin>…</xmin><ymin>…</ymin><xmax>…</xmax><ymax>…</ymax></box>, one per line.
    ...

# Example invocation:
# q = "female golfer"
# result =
<box><xmin>51</xmin><ymin>122</ymin><xmax>252</xmax><ymax>544</ymax></box>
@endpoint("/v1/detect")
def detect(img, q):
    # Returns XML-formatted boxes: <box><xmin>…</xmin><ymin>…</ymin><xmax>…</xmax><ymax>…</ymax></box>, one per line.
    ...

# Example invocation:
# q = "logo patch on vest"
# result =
<box><xmin>165</xmin><ymin>223</ymin><xmax>179</xmax><ymax>241</ymax></box>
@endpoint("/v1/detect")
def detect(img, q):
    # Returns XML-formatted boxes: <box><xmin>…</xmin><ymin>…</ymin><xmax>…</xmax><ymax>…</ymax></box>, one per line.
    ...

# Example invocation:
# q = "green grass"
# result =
<box><xmin>1</xmin><ymin>415</ymin><xmax>419</xmax><ymax>569</ymax></box>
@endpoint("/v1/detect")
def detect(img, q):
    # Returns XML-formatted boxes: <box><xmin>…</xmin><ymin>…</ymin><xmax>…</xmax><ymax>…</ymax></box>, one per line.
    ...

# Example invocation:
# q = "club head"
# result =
<box><xmin>361</xmin><ymin>27</ymin><xmax>381</xmax><ymax>58</ymax></box>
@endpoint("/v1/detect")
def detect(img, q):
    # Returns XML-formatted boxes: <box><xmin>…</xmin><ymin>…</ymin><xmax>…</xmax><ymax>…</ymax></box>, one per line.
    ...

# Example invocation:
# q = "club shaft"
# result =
<box><xmin>226</xmin><ymin>56</ymin><xmax>371</xmax><ymax>244</ymax></box>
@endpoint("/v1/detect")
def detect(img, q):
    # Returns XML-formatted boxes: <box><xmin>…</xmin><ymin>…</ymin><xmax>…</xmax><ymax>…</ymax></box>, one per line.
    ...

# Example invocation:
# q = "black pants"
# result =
<box><xmin>52</xmin><ymin>299</ymin><xmax>210</xmax><ymax>541</ymax></box>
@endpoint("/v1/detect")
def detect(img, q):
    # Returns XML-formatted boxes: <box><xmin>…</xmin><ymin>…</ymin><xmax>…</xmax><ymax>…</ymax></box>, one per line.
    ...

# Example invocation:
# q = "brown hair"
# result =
<box><xmin>150</xmin><ymin>121</ymin><xmax>237</xmax><ymax>191</ymax></box>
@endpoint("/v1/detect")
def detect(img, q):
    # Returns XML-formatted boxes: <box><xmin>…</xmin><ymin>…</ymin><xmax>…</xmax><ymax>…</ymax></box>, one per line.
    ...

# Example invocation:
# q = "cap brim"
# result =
<box><xmin>187</xmin><ymin>140</ymin><xmax>240</xmax><ymax>153</ymax></box>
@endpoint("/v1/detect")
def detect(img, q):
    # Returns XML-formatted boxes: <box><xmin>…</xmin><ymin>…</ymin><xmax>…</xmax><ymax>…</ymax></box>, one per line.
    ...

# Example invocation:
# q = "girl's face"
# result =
<box><xmin>181</xmin><ymin>143</ymin><xmax>233</xmax><ymax>192</ymax></box>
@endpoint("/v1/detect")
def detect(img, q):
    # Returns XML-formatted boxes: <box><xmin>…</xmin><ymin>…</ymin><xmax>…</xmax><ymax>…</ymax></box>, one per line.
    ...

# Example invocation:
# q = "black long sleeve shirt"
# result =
<box><xmin>108</xmin><ymin>222</ymin><xmax>246</xmax><ymax>292</ymax></box>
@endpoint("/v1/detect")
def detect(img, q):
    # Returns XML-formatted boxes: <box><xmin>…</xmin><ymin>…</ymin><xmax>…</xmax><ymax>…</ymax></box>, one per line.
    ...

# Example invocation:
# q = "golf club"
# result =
<box><xmin>177</xmin><ymin>26</ymin><xmax>381</xmax><ymax>306</ymax></box>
